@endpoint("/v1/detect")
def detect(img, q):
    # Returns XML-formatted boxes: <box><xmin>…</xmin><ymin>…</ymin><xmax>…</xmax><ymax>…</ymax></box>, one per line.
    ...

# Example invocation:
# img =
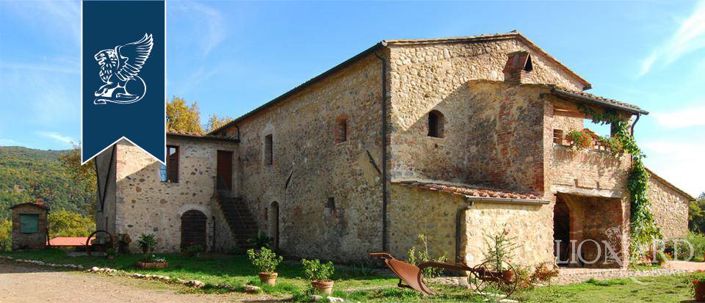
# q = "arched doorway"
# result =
<box><xmin>269</xmin><ymin>202</ymin><xmax>279</xmax><ymax>250</ymax></box>
<box><xmin>181</xmin><ymin>210</ymin><xmax>207</xmax><ymax>250</ymax></box>
<box><xmin>553</xmin><ymin>197</ymin><xmax>571</xmax><ymax>266</ymax></box>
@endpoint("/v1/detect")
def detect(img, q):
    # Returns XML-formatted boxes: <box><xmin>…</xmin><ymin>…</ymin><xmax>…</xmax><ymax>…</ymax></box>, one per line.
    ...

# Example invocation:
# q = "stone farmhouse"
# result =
<box><xmin>95</xmin><ymin>32</ymin><xmax>694</xmax><ymax>268</ymax></box>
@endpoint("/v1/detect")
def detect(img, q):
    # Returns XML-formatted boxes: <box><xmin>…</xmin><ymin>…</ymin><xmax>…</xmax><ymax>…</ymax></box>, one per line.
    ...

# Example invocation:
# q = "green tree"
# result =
<box><xmin>167</xmin><ymin>97</ymin><xmax>203</xmax><ymax>134</ymax></box>
<box><xmin>205</xmin><ymin>113</ymin><xmax>233</xmax><ymax>133</ymax></box>
<box><xmin>690</xmin><ymin>193</ymin><xmax>705</xmax><ymax>233</ymax></box>
<box><xmin>48</xmin><ymin>210</ymin><xmax>95</xmax><ymax>237</ymax></box>
<box><xmin>59</xmin><ymin>146</ymin><xmax>96</xmax><ymax>215</ymax></box>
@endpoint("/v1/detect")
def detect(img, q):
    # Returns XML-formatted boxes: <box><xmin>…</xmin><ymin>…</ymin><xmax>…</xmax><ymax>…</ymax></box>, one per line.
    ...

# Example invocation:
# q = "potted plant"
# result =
<box><xmin>247</xmin><ymin>247</ymin><xmax>283</xmax><ymax>286</ymax></box>
<box><xmin>302</xmin><ymin>259</ymin><xmax>335</xmax><ymax>295</ymax></box>
<box><xmin>135</xmin><ymin>234</ymin><xmax>168</xmax><ymax>269</ymax></box>
<box><xmin>693</xmin><ymin>272</ymin><xmax>705</xmax><ymax>302</ymax></box>
<box><xmin>137</xmin><ymin>233</ymin><xmax>157</xmax><ymax>254</ymax></box>
<box><xmin>137</xmin><ymin>254</ymin><xmax>168</xmax><ymax>269</ymax></box>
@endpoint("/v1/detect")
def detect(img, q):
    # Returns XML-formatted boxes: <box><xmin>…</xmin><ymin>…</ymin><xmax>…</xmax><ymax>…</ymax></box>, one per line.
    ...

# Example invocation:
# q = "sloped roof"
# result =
<box><xmin>48</xmin><ymin>237</ymin><xmax>88</xmax><ymax>247</ymax></box>
<box><xmin>167</xmin><ymin>131</ymin><xmax>239</xmax><ymax>142</ymax></box>
<box><xmin>551</xmin><ymin>87</ymin><xmax>649</xmax><ymax>115</ymax></box>
<box><xmin>393</xmin><ymin>179</ymin><xmax>548</xmax><ymax>204</ymax></box>
<box><xmin>9</xmin><ymin>202</ymin><xmax>49</xmax><ymax>210</ymax></box>
<box><xmin>209</xmin><ymin>31</ymin><xmax>591</xmax><ymax>135</ymax></box>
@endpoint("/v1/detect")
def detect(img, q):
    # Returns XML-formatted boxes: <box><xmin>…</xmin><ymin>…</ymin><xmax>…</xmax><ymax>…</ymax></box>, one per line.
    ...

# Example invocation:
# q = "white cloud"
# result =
<box><xmin>639</xmin><ymin>0</ymin><xmax>705</xmax><ymax>76</ymax></box>
<box><xmin>171</xmin><ymin>0</ymin><xmax>226</xmax><ymax>57</ymax></box>
<box><xmin>653</xmin><ymin>105</ymin><xmax>705</xmax><ymax>129</ymax></box>
<box><xmin>37</xmin><ymin>131</ymin><xmax>76</xmax><ymax>147</ymax></box>
<box><xmin>643</xmin><ymin>139</ymin><xmax>705</xmax><ymax>197</ymax></box>
<box><xmin>2</xmin><ymin>0</ymin><xmax>80</xmax><ymax>45</ymax></box>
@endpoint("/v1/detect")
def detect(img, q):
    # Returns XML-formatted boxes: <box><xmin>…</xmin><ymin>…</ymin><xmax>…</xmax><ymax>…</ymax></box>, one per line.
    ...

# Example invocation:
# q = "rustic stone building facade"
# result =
<box><xmin>96</xmin><ymin>32</ymin><xmax>693</xmax><ymax>268</ymax></box>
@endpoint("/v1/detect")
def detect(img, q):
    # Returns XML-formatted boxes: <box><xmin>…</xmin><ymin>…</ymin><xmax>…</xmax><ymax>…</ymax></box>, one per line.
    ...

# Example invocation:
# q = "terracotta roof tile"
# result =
<box><xmin>392</xmin><ymin>180</ymin><xmax>545</xmax><ymax>202</ymax></box>
<box><xmin>48</xmin><ymin>237</ymin><xmax>88</xmax><ymax>247</ymax></box>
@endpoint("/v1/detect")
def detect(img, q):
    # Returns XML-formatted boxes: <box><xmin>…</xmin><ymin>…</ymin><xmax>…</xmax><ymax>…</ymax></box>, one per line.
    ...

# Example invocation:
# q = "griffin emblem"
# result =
<box><xmin>93</xmin><ymin>33</ymin><xmax>154</xmax><ymax>105</ymax></box>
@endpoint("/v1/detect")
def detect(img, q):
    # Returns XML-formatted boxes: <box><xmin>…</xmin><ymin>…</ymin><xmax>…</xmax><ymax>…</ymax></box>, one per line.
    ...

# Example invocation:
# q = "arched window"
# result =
<box><xmin>335</xmin><ymin>115</ymin><xmax>348</xmax><ymax>143</ymax></box>
<box><xmin>428</xmin><ymin>110</ymin><xmax>444</xmax><ymax>138</ymax></box>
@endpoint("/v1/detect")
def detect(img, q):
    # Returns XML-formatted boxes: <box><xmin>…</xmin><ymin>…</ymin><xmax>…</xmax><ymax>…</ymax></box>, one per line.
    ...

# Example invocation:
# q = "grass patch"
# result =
<box><xmin>2</xmin><ymin>249</ymin><xmax>699</xmax><ymax>302</ymax></box>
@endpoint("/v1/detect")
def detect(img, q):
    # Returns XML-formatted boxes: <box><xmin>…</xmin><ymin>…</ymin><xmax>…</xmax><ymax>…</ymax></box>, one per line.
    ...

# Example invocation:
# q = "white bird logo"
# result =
<box><xmin>93</xmin><ymin>33</ymin><xmax>153</xmax><ymax>105</ymax></box>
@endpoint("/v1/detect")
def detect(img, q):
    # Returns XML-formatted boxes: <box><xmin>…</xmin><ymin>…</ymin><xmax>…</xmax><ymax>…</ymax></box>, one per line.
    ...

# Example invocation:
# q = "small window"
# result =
<box><xmin>164</xmin><ymin>145</ymin><xmax>179</xmax><ymax>183</ymax></box>
<box><xmin>326</xmin><ymin>197</ymin><xmax>336</xmax><ymax>209</ymax></box>
<box><xmin>264</xmin><ymin>134</ymin><xmax>273</xmax><ymax>165</ymax></box>
<box><xmin>553</xmin><ymin>129</ymin><xmax>564</xmax><ymax>144</ymax></box>
<box><xmin>159</xmin><ymin>164</ymin><xmax>168</xmax><ymax>182</ymax></box>
<box><xmin>335</xmin><ymin>116</ymin><xmax>348</xmax><ymax>143</ymax></box>
<box><xmin>19</xmin><ymin>214</ymin><xmax>39</xmax><ymax>234</ymax></box>
<box><xmin>428</xmin><ymin>110</ymin><xmax>445</xmax><ymax>138</ymax></box>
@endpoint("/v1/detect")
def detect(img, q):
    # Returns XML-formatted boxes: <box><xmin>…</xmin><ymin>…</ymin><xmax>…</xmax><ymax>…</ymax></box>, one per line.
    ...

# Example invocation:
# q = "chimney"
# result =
<box><xmin>503</xmin><ymin>51</ymin><xmax>532</xmax><ymax>84</ymax></box>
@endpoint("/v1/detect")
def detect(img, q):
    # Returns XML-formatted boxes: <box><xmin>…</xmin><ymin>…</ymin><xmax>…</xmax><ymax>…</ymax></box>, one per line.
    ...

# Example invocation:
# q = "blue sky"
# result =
<box><xmin>0</xmin><ymin>0</ymin><xmax>703</xmax><ymax>196</ymax></box>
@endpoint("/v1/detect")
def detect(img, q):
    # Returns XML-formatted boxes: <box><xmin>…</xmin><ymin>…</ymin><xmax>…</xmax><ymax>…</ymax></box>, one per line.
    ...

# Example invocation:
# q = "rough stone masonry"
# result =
<box><xmin>95</xmin><ymin>32</ymin><xmax>694</xmax><ymax>268</ymax></box>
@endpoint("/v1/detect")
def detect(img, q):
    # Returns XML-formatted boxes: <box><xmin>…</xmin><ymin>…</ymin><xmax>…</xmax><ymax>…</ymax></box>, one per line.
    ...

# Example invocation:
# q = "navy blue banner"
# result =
<box><xmin>82</xmin><ymin>0</ymin><xmax>165</xmax><ymax>164</ymax></box>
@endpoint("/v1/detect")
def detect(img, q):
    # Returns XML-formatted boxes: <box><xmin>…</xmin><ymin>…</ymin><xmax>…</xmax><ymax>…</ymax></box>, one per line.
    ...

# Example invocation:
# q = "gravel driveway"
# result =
<box><xmin>0</xmin><ymin>259</ymin><xmax>279</xmax><ymax>303</ymax></box>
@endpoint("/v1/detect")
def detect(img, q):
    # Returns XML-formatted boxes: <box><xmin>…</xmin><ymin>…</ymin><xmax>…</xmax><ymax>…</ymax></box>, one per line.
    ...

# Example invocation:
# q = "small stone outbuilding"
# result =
<box><xmin>10</xmin><ymin>201</ymin><xmax>49</xmax><ymax>250</ymax></box>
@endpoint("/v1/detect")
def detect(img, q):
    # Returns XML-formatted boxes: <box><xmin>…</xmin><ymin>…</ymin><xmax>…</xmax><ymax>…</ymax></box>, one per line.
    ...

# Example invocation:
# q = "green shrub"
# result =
<box><xmin>688</xmin><ymin>232</ymin><xmax>705</xmax><ymax>260</ymax></box>
<box><xmin>0</xmin><ymin>220</ymin><xmax>11</xmax><ymax>252</ymax></box>
<box><xmin>247</xmin><ymin>247</ymin><xmax>283</xmax><ymax>273</ymax></box>
<box><xmin>302</xmin><ymin>259</ymin><xmax>335</xmax><ymax>281</ymax></box>
<box><xmin>137</xmin><ymin>233</ymin><xmax>157</xmax><ymax>254</ymax></box>
<box><xmin>407</xmin><ymin>234</ymin><xmax>447</xmax><ymax>278</ymax></box>
<box><xmin>249</xmin><ymin>232</ymin><xmax>272</xmax><ymax>249</ymax></box>
<box><xmin>182</xmin><ymin>244</ymin><xmax>204</xmax><ymax>257</ymax></box>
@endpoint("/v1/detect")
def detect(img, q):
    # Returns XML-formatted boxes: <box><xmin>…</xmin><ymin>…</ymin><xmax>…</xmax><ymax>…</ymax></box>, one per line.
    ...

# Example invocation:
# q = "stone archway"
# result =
<box><xmin>181</xmin><ymin>210</ymin><xmax>207</xmax><ymax>250</ymax></box>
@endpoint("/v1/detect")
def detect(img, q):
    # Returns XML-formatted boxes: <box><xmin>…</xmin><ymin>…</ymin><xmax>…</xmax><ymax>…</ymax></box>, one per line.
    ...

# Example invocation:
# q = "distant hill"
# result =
<box><xmin>0</xmin><ymin>146</ymin><xmax>94</xmax><ymax>220</ymax></box>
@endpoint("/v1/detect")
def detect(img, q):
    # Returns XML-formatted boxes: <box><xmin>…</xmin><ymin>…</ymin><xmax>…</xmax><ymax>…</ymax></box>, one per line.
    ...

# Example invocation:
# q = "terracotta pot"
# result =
<box><xmin>311</xmin><ymin>280</ymin><xmax>334</xmax><ymax>295</ymax></box>
<box><xmin>259</xmin><ymin>272</ymin><xmax>278</xmax><ymax>286</ymax></box>
<box><xmin>136</xmin><ymin>261</ymin><xmax>168</xmax><ymax>269</ymax></box>
<box><xmin>694</xmin><ymin>280</ymin><xmax>705</xmax><ymax>302</ymax></box>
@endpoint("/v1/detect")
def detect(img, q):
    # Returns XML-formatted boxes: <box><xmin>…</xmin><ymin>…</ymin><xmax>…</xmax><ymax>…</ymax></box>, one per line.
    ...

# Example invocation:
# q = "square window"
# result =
<box><xmin>19</xmin><ymin>214</ymin><xmax>39</xmax><ymax>234</ymax></box>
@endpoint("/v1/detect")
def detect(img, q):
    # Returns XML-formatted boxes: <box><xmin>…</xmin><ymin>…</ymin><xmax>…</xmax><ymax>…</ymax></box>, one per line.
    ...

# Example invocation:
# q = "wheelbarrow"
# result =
<box><xmin>369</xmin><ymin>252</ymin><xmax>518</xmax><ymax>297</ymax></box>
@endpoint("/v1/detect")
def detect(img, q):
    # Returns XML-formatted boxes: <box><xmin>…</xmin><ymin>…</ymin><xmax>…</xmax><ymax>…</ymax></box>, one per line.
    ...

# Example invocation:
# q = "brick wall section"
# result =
<box><xmin>219</xmin><ymin>55</ymin><xmax>385</xmax><ymax>261</ymax></box>
<box><xmin>112</xmin><ymin>138</ymin><xmax>238</xmax><ymax>252</ymax></box>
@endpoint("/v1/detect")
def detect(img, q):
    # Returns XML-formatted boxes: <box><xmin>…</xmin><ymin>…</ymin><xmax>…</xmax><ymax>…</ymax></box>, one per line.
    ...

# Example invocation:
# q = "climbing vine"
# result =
<box><xmin>577</xmin><ymin>105</ymin><xmax>662</xmax><ymax>259</ymax></box>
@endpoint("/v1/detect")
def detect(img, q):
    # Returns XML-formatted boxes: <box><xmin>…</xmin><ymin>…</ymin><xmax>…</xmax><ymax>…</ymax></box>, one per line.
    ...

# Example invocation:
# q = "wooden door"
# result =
<box><xmin>181</xmin><ymin>210</ymin><xmax>207</xmax><ymax>250</ymax></box>
<box><xmin>217</xmin><ymin>151</ymin><xmax>233</xmax><ymax>191</ymax></box>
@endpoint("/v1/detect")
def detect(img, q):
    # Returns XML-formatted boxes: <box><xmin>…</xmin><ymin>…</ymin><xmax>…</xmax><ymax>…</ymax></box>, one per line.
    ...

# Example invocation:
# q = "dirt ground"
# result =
<box><xmin>0</xmin><ymin>259</ymin><xmax>282</xmax><ymax>303</ymax></box>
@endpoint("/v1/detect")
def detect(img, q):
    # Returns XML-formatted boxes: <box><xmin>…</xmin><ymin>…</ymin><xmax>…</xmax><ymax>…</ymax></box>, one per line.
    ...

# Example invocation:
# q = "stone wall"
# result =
<box><xmin>386</xmin><ymin>38</ymin><xmax>579</xmax><ymax>192</ymax></box>
<box><xmin>388</xmin><ymin>184</ymin><xmax>554</xmax><ymax>268</ymax></box>
<box><xmin>648</xmin><ymin>173</ymin><xmax>690</xmax><ymax>239</ymax></box>
<box><xmin>217</xmin><ymin>54</ymin><xmax>385</xmax><ymax>261</ymax></box>
<box><xmin>11</xmin><ymin>204</ymin><xmax>48</xmax><ymax>250</ymax></box>
<box><xmin>112</xmin><ymin>137</ymin><xmax>238</xmax><ymax>252</ymax></box>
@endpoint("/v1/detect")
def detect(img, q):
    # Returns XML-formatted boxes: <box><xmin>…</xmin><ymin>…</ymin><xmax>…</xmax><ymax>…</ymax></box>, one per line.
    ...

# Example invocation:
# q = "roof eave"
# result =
<box><xmin>551</xmin><ymin>88</ymin><xmax>649</xmax><ymax>115</ymax></box>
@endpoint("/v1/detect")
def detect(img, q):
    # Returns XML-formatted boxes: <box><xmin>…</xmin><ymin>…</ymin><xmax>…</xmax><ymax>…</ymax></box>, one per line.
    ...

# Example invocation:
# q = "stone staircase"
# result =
<box><xmin>215</xmin><ymin>191</ymin><xmax>259</xmax><ymax>250</ymax></box>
